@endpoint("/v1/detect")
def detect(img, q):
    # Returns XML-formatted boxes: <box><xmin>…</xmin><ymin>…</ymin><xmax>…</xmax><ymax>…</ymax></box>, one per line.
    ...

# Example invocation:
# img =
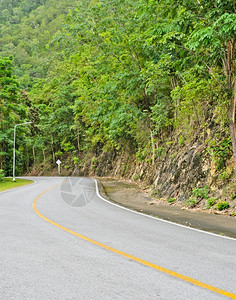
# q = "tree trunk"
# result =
<box><xmin>150</xmin><ymin>129</ymin><xmax>155</xmax><ymax>166</ymax></box>
<box><xmin>32</xmin><ymin>145</ymin><xmax>36</xmax><ymax>166</ymax></box>
<box><xmin>77</xmin><ymin>130</ymin><xmax>80</xmax><ymax>152</ymax></box>
<box><xmin>0</xmin><ymin>144</ymin><xmax>2</xmax><ymax>170</ymax></box>
<box><xmin>51</xmin><ymin>140</ymin><xmax>55</xmax><ymax>163</ymax></box>
<box><xmin>223</xmin><ymin>39</ymin><xmax>236</xmax><ymax>171</ymax></box>
<box><xmin>43</xmin><ymin>149</ymin><xmax>46</xmax><ymax>162</ymax></box>
<box><xmin>229</xmin><ymin>86</ymin><xmax>236</xmax><ymax>172</ymax></box>
<box><xmin>26</xmin><ymin>149</ymin><xmax>29</xmax><ymax>172</ymax></box>
<box><xmin>229</xmin><ymin>121</ymin><xmax>236</xmax><ymax>172</ymax></box>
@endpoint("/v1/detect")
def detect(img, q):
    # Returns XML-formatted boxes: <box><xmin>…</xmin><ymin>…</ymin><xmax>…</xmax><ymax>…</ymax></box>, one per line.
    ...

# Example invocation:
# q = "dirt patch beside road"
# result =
<box><xmin>98</xmin><ymin>178</ymin><xmax>236</xmax><ymax>239</ymax></box>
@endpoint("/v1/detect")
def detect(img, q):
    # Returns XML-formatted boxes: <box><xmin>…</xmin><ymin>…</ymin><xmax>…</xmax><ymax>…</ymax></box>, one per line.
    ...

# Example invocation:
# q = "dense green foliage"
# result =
<box><xmin>0</xmin><ymin>0</ymin><xmax>235</xmax><ymax>177</ymax></box>
<box><xmin>0</xmin><ymin>0</ymin><xmax>74</xmax><ymax>88</ymax></box>
<box><xmin>0</xmin><ymin>56</ymin><xmax>28</xmax><ymax>174</ymax></box>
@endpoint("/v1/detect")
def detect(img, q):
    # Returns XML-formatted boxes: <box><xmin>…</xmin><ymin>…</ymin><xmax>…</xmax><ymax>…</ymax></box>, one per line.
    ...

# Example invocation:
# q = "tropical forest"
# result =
<box><xmin>0</xmin><ymin>0</ymin><xmax>236</xmax><ymax>213</ymax></box>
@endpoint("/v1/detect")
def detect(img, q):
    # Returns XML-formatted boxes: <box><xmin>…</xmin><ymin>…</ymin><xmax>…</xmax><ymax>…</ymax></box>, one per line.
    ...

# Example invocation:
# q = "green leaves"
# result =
<box><xmin>0</xmin><ymin>0</ymin><xmax>234</xmax><ymax>174</ymax></box>
<box><xmin>0</xmin><ymin>56</ymin><xmax>28</xmax><ymax>175</ymax></box>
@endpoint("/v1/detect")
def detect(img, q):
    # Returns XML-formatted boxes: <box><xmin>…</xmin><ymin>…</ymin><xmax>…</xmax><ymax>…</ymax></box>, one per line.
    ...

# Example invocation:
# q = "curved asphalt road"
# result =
<box><xmin>0</xmin><ymin>177</ymin><xmax>236</xmax><ymax>300</ymax></box>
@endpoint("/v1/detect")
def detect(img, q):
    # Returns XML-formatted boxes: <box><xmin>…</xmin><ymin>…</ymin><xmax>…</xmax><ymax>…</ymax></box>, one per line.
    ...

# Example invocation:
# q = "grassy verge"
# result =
<box><xmin>0</xmin><ymin>178</ymin><xmax>33</xmax><ymax>192</ymax></box>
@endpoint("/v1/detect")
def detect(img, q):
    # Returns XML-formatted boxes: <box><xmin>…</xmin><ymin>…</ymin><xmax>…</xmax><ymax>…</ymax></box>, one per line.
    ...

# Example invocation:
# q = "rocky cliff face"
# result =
<box><xmin>69</xmin><ymin>119</ymin><xmax>235</xmax><ymax>208</ymax></box>
<box><xmin>33</xmin><ymin>119</ymin><xmax>234</xmax><ymax>209</ymax></box>
<box><xmin>71</xmin><ymin>129</ymin><xmax>232</xmax><ymax>204</ymax></box>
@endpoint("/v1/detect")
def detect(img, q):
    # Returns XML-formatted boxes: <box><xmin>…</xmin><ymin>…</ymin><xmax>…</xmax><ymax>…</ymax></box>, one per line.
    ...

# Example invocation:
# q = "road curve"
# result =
<box><xmin>0</xmin><ymin>176</ymin><xmax>235</xmax><ymax>299</ymax></box>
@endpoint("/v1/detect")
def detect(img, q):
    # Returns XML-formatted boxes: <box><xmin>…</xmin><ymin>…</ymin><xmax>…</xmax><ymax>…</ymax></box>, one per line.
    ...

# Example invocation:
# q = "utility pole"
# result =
<box><xmin>13</xmin><ymin>122</ymin><xmax>32</xmax><ymax>181</ymax></box>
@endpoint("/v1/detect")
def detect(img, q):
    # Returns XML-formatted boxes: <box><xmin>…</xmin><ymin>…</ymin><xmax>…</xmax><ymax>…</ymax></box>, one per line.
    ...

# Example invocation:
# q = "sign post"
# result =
<box><xmin>56</xmin><ymin>159</ymin><xmax>61</xmax><ymax>175</ymax></box>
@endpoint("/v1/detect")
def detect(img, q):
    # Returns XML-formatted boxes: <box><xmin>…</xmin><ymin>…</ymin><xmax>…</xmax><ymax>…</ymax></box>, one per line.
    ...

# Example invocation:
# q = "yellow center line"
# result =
<box><xmin>33</xmin><ymin>185</ymin><xmax>236</xmax><ymax>299</ymax></box>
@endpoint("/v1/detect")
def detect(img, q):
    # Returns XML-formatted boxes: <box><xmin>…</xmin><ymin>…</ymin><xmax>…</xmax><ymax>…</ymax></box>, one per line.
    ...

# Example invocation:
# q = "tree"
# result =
<box><xmin>187</xmin><ymin>1</ymin><xmax>236</xmax><ymax>170</ymax></box>
<box><xmin>0</xmin><ymin>56</ymin><xmax>27</xmax><ymax>174</ymax></box>
<box><xmin>141</xmin><ymin>0</ymin><xmax>236</xmax><ymax>169</ymax></box>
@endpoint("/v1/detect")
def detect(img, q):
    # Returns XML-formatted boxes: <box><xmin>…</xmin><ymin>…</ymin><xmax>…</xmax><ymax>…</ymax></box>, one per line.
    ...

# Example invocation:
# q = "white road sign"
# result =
<box><xmin>56</xmin><ymin>159</ymin><xmax>61</xmax><ymax>175</ymax></box>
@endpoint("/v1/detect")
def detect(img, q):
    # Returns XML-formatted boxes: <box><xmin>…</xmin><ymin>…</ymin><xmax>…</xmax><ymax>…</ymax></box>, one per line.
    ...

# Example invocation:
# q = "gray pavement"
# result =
<box><xmin>0</xmin><ymin>177</ymin><xmax>235</xmax><ymax>299</ymax></box>
<box><xmin>99</xmin><ymin>179</ymin><xmax>236</xmax><ymax>239</ymax></box>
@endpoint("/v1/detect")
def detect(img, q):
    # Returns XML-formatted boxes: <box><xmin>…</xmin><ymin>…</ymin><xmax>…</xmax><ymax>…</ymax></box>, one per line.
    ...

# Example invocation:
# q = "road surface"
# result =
<box><xmin>0</xmin><ymin>177</ymin><xmax>235</xmax><ymax>299</ymax></box>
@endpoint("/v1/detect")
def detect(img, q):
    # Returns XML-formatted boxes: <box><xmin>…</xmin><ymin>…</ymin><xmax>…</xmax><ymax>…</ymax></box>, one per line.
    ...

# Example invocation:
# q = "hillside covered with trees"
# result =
<box><xmin>0</xmin><ymin>0</ymin><xmax>236</xmax><ymax>209</ymax></box>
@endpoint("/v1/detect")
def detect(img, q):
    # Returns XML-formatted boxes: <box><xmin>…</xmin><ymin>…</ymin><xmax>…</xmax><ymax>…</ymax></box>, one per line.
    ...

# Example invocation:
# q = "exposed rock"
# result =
<box><xmin>33</xmin><ymin>121</ymin><xmax>235</xmax><ymax>208</ymax></box>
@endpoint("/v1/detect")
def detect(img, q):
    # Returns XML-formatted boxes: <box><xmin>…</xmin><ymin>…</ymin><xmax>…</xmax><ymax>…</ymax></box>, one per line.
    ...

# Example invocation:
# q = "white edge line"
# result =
<box><xmin>94</xmin><ymin>179</ymin><xmax>236</xmax><ymax>242</ymax></box>
<box><xmin>0</xmin><ymin>178</ymin><xmax>36</xmax><ymax>195</ymax></box>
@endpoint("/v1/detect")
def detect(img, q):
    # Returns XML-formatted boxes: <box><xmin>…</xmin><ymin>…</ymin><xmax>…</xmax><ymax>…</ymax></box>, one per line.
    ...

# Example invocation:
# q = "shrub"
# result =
<box><xmin>192</xmin><ymin>186</ymin><xmax>209</xmax><ymax>199</ymax></box>
<box><xmin>178</xmin><ymin>135</ymin><xmax>185</xmax><ymax>145</ymax></box>
<box><xmin>207</xmin><ymin>138</ymin><xmax>232</xmax><ymax>171</ymax></box>
<box><xmin>216</xmin><ymin>201</ymin><xmax>230</xmax><ymax>211</ymax></box>
<box><xmin>186</xmin><ymin>198</ymin><xmax>197</xmax><ymax>208</ymax></box>
<box><xmin>146</xmin><ymin>158</ymin><xmax>152</xmax><ymax>165</ymax></box>
<box><xmin>167</xmin><ymin>197</ymin><xmax>175</xmax><ymax>203</ymax></box>
<box><xmin>218</xmin><ymin>166</ymin><xmax>233</xmax><ymax>181</ymax></box>
<box><xmin>55</xmin><ymin>151</ymin><xmax>63</xmax><ymax>156</ymax></box>
<box><xmin>73</xmin><ymin>157</ymin><xmax>79</xmax><ymax>165</ymax></box>
<box><xmin>205</xmin><ymin>198</ymin><xmax>217</xmax><ymax>209</ymax></box>
<box><xmin>91</xmin><ymin>157</ymin><xmax>98</xmax><ymax>169</ymax></box>
<box><xmin>133</xmin><ymin>174</ymin><xmax>140</xmax><ymax>181</ymax></box>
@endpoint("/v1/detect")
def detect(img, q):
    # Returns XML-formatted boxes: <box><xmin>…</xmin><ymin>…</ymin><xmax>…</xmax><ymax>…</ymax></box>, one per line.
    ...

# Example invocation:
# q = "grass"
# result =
<box><xmin>0</xmin><ymin>178</ymin><xmax>33</xmax><ymax>192</ymax></box>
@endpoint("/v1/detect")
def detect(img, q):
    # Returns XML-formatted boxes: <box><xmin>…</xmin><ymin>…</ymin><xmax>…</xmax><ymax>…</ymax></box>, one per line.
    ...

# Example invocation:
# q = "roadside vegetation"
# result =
<box><xmin>0</xmin><ymin>177</ymin><xmax>33</xmax><ymax>192</ymax></box>
<box><xmin>0</xmin><ymin>0</ymin><xmax>235</xmax><ymax>210</ymax></box>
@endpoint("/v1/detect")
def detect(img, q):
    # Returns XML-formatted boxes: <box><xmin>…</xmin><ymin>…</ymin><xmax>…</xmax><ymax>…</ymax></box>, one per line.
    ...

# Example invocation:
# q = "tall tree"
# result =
<box><xmin>141</xmin><ymin>0</ymin><xmax>236</xmax><ymax>169</ymax></box>
<box><xmin>0</xmin><ymin>56</ymin><xmax>27</xmax><ymax>174</ymax></box>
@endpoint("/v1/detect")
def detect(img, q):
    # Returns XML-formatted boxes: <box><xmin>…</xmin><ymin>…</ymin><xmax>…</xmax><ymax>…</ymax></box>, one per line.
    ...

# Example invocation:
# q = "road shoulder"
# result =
<box><xmin>98</xmin><ymin>178</ymin><xmax>236</xmax><ymax>239</ymax></box>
